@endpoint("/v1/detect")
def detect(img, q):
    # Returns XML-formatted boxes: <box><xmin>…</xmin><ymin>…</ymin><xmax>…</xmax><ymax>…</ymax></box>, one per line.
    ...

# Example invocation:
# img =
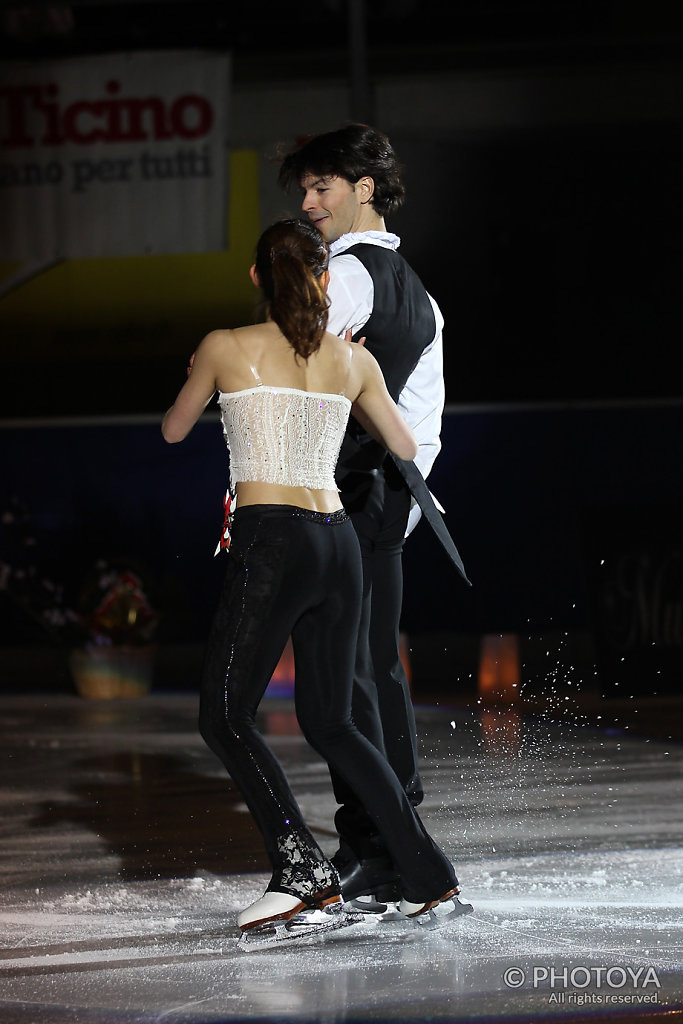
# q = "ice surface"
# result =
<box><xmin>0</xmin><ymin>696</ymin><xmax>681</xmax><ymax>1022</ymax></box>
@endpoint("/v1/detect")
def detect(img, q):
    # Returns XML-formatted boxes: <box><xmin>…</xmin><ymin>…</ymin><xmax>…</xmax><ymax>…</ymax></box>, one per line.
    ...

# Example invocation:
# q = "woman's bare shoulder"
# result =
<box><xmin>198</xmin><ymin>325</ymin><xmax>265</xmax><ymax>356</ymax></box>
<box><xmin>320</xmin><ymin>331</ymin><xmax>355</xmax><ymax>359</ymax></box>
<box><xmin>197</xmin><ymin>328</ymin><xmax>234</xmax><ymax>351</ymax></box>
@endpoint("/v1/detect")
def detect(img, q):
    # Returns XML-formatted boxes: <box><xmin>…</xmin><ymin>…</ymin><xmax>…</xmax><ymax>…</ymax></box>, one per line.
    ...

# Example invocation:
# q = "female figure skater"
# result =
<box><xmin>162</xmin><ymin>219</ymin><xmax>462</xmax><ymax>940</ymax></box>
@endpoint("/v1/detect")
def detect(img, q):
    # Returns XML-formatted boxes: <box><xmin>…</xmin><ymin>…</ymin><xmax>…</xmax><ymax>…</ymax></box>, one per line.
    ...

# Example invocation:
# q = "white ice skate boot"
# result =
<box><xmin>238</xmin><ymin>891</ymin><xmax>310</xmax><ymax>931</ymax></box>
<box><xmin>399</xmin><ymin>887</ymin><xmax>473</xmax><ymax>926</ymax></box>
<box><xmin>237</xmin><ymin>890</ymin><xmax>357</xmax><ymax>951</ymax></box>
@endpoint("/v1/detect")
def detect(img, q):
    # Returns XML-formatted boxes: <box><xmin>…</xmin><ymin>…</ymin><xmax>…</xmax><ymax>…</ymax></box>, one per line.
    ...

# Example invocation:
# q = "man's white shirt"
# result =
<box><xmin>327</xmin><ymin>231</ymin><xmax>446</xmax><ymax>533</ymax></box>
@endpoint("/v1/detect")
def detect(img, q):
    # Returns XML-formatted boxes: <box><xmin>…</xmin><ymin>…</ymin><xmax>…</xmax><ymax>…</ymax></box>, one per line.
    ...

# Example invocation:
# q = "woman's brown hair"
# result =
<box><xmin>255</xmin><ymin>219</ymin><xmax>329</xmax><ymax>360</ymax></box>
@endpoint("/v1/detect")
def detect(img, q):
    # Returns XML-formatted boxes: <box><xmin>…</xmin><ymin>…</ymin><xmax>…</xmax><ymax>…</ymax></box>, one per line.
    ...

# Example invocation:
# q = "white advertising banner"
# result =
<box><xmin>0</xmin><ymin>51</ymin><xmax>230</xmax><ymax>259</ymax></box>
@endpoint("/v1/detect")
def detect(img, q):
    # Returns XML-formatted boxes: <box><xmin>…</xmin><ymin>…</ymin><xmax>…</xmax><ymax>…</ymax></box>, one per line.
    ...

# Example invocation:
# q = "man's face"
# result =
<box><xmin>299</xmin><ymin>173</ymin><xmax>363</xmax><ymax>243</ymax></box>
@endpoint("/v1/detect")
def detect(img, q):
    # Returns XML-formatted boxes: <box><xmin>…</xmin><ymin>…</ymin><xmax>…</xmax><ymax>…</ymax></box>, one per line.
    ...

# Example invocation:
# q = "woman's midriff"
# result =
<box><xmin>235</xmin><ymin>481</ymin><xmax>344</xmax><ymax>514</ymax></box>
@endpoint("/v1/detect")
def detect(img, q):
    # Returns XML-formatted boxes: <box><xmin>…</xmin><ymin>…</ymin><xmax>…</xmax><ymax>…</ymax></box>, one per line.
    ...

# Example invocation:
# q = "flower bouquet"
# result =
<box><xmin>1</xmin><ymin>496</ymin><xmax>159</xmax><ymax>698</ymax></box>
<box><xmin>68</xmin><ymin>561</ymin><xmax>159</xmax><ymax>699</ymax></box>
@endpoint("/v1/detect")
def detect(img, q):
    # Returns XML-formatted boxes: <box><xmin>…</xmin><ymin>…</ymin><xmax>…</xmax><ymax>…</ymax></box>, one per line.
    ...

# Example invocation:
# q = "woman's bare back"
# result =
<box><xmin>213</xmin><ymin>323</ymin><xmax>354</xmax><ymax>400</ymax></box>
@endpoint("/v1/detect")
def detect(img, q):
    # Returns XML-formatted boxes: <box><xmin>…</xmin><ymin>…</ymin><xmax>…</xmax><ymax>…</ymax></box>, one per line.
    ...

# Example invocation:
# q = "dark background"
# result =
<box><xmin>1</xmin><ymin>0</ymin><xmax>682</xmax><ymax>696</ymax></box>
<box><xmin>2</xmin><ymin>0</ymin><xmax>682</xmax><ymax>411</ymax></box>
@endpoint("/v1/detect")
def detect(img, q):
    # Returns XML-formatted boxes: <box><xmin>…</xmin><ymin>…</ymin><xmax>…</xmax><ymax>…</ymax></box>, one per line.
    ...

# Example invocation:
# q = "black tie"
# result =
<box><xmin>390</xmin><ymin>455</ymin><xmax>471</xmax><ymax>586</ymax></box>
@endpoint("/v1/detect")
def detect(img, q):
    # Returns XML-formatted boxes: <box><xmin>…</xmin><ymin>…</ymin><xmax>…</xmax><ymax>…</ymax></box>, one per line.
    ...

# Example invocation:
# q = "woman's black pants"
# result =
<box><xmin>198</xmin><ymin>504</ymin><xmax>456</xmax><ymax>904</ymax></box>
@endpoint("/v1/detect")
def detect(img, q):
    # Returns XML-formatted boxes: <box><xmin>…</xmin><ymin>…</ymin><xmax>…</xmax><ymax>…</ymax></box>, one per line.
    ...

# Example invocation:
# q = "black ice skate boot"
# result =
<box><xmin>332</xmin><ymin>843</ymin><xmax>400</xmax><ymax>911</ymax></box>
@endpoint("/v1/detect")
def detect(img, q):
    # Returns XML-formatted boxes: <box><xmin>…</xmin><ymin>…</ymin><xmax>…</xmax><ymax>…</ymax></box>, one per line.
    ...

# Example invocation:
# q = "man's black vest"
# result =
<box><xmin>335</xmin><ymin>242</ymin><xmax>436</xmax><ymax>475</ymax></box>
<box><xmin>345</xmin><ymin>243</ymin><xmax>435</xmax><ymax>401</ymax></box>
<box><xmin>333</xmin><ymin>242</ymin><xmax>471</xmax><ymax>585</ymax></box>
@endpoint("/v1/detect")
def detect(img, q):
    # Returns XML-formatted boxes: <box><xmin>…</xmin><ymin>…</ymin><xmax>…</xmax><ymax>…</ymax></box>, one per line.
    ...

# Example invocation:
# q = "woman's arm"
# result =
<box><xmin>350</xmin><ymin>346</ymin><xmax>418</xmax><ymax>462</ymax></box>
<box><xmin>161</xmin><ymin>332</ymin><xmax>222</xmax><ymax>443</ymax></box>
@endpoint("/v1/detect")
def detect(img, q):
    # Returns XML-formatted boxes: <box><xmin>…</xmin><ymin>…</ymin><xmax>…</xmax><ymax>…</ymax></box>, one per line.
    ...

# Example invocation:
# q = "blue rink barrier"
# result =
<box><xmin>1</xmin><ymin>400</ymin><xmax>682</xmax><ymax>692</ymax></box>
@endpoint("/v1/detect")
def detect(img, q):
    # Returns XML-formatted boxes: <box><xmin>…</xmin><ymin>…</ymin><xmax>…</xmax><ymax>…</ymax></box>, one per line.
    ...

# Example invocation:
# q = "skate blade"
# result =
<box><xmin>412</xmin><ymin>896</ymin><xmax>474</xmax><ymax>929</ymax></box>
<box><xmin>452</xmin><ymin>897</ymin><xmax>474</xmax><ymax>918</ymax></box>
<box><xmin>376</xmin><ymin>904</ymin><xmax>404</xmax><ymax>922</ymax></box>
<box><xmin>347</xmin><ymin>897</ymin><xmax>389</xmax><ymax>915</ymax></box>
<box><xmin>237</xmin><ymin>902</ymin><xmax>363</xmax><ymax>952</ymax></box>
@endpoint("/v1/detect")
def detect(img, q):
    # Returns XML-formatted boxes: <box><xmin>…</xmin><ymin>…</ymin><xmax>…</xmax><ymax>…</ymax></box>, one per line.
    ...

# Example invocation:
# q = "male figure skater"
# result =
<box><xmin>279</xmin><ymin>124</ymin><xmax>467</xmax><ymax>905</ymax></box>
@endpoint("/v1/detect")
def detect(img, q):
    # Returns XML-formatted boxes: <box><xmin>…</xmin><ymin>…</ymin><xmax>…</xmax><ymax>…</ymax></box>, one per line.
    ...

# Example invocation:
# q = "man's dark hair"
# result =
<box><xmin>278</xmin><ymin>123</ymin><xmax>405</xmax><ymax>218</ymax></box>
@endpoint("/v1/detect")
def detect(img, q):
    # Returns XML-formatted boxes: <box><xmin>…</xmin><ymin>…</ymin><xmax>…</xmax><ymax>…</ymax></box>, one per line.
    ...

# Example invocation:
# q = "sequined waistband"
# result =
<box><xmin>233</xmin><ymin>504</ymin><xmax>349</xmax><ymax>526</ymax></box>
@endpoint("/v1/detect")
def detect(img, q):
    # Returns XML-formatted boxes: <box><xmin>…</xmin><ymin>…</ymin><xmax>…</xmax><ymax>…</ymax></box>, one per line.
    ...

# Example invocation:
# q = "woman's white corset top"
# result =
<box><xmin>218</xmin><ymin>386</ymin><xmax>352</xmax><ymax>491</ymax></box>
